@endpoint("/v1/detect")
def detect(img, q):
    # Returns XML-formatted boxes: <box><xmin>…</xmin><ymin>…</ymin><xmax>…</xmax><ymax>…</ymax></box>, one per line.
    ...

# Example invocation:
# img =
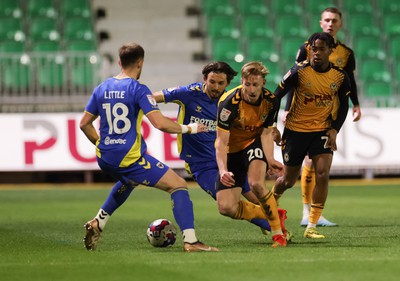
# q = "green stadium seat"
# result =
<box><xmin>246</xmin><ymin>38</ymin><xmax>278</xmax><ymax>62</ymax></box>
<box><xmin>202</xmin><ymin>0</ymin><xmax>234</xmax><ymax>17</ymax></box>
<box><xmin>60</xmin><ymin>0</ymin><xmax>92</xmax><ymax>18</ymax></box>
<box><xmin>364</xmin><ymin>81</ymin><xmax>393</xmax><ymax>97</ymax></box>
<box><xmin>31</xmin><ymin>40</ymin><xmax>61</xmax><ymax>52</ymax></box>
<box><xmin>280</xmin><ymin>36</ymin><xmax>304</xmax><ymax>63</ymax></box>
<box><xmin>353</xmin><ymin>35</ymin><xmax>386</xmax><ymax>60</ymax></box>
<box><xmin>359</xmin><ymin>59</ymin><xmax>391</xmax><ymax>82</ymax></box>
<box><xmin>236</xmin><ymin>0</ymin><xmax>268</xmax><ymax>16</ymax></box>
<box><xmin>303</xmin><ymin>0</ymin><xmax>335</xmax><ymax>16</ymax></box>
<box><xmin>207</xmin><ymin>15</ymin><xmax>239</xmax><ymax>39</ymax></box>
<box><xmin>0</xmin><ymin>18</ymin><xmax>25</xmax><ymax>42</ymax></box>
<box><xmin>348</xmin><ymin>14</ymin><xmax>379</xmax><ymax>36</ymax></box>
<box><xmin>65</xmin><ymin>40</ymin><xmax>100</xmax><ymax>89</ymax></box>
<box><xmin>265</xmin><ymin>63</ymin><xmax>282</xmax><ymax>87</ymax></box>
<box><xmin>271</xmin><ymin>0</ymin><xmax>303</xmax><ymax>15</ymax></box>
<box><xmin>0</xmin><ymin>41</ymin><xmax>25</xmax><ymax>53</ymax></box>
<box><xmin>377</xmin><ymin>0</ymin><xmax>400</xmax><ymax>13</ymax></box>
<box><xmin>211</xmin><ymin>37</ymin><xmax>243</xmax><ymax>61</ymax></box>
<box><xmin>343</xmin><ymin>0</ymin><xmax>373</xmax><ymax>14</ymax></box>
<box><xmin>63</xmin><ymin>17</ymin><xmax>96</xmax><ymax>41</ymax></box>
<box><xmin>1</xmin><ymin>55</ymin><xmax>31</xmax><ymax>90</ymax></box>
<box><xmin>383</xmin><ymin>14</ymin><xmax>400</xmax><ymax>36</ymax></box>
<box><xmin>225</xmin><ymin>59</ymin><xmax>244</xmax><ymax>75</ymax></box>
<box><xmin>241</xmin><ymin>16</ymin><xmax>274</xmax><ymax>39</ymax></box>
<box><xmin>29</xmin><ymin>18</ymin><xmax>60</xmax><ymax>42</ymax></box>
<box><xmin>275</xmin><ymin>15</ymin><xmax>308</xmax><ymax>37</ymax></box>
<box><xmin>27</xmin><ymin>0</ymin><xmax>58</xmax><ymax>19</ymax></box>
<box><xmin>34</xmin><ymin>54</ymin><xmax>65</xmax><ymax>89</ymax></box>
<box><xmin>388</xmin><ymin>36</ymin><xmax>400</xmax><ymax>59</ymax></box>
<box><xmin>0</xmin><ymin>0</ymin><xmax>23</xmax><ymax>18</ymax></box>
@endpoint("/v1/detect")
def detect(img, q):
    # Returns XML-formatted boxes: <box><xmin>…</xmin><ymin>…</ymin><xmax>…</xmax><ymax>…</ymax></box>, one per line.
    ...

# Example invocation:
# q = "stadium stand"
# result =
<box><xmin>0</xmin><ymin>0</ymin><xmax>100</xmax><ymax>112</ymax></box>
<box><xmin>195</xmin><ymin>0</ymin><xmax>399</xmax><ymax>107</ymax></box>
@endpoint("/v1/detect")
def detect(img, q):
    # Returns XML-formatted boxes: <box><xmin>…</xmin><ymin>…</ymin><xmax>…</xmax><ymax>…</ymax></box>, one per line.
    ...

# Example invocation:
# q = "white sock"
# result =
<box><xmin>307</xmin><ymin>222</ymin><xmax>317</xmax><ymax>229</ymax></box>
<box><xmin>302</xmin><ymin>203</ymin><xmax>311</xmax><ymax>218</ymax></box>
<box><xmin>95</xmin><ymin>209</ymin><xmax>110</xmax><ymax>231</ymax></box>
<box><xmin>182</xmin><ymin>228</ymin><xmax>197</xmax><ymax>243</ymax></box>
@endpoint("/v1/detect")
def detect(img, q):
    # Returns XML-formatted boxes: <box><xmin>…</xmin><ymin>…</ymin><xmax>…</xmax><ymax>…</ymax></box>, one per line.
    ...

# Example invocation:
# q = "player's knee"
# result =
<box><xmin>217</xmin><ymin>201</ymin><xmax>236</xmax><ymax>218</ymax></box>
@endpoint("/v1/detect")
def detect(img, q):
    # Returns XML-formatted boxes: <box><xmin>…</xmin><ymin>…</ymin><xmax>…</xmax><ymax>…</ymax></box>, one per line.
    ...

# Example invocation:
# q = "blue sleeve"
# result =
<box><xmin>162</xmin><ymin>84</ymin><xmax>197</xmax><ymax>104</ymax></box>
<box><xmin>85</xmin><ymin>90</ymin><xmax>99</xmax><ymax>116</ymax></box>
<box><xmin>137</xmin><ymin>84</ymin><xmax>160</xmax><ymax>114</ymax></box>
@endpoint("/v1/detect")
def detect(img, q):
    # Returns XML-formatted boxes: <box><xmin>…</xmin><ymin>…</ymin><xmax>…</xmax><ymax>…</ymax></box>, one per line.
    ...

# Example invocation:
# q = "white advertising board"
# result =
<box><xmin>0</xmin><ymin>108</ymin><xmax>398</xmax><ymax>171</ymax></box>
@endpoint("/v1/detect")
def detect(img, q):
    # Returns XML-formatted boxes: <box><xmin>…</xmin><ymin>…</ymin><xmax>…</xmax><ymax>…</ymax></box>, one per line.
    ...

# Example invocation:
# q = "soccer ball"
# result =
<box><xmin>146</xmin><ymin>219</ymin><xmax>177</xmax><ymax>247</ymax></box>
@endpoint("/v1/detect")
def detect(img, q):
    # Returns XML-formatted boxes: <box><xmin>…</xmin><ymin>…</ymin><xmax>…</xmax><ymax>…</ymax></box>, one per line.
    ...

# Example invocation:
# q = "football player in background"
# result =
<box><xmin>273</xmin><ymin>32</ymin><xmax>350</xmax><ymax>239</ymax></box>
<box><xmin>80</xmin><ymin>42</ymin><xmax>218</xmax><ymax>252</ymax></box>
<box><xmin>283</xmin><ymin>7</ymin><xmax>361</xmax><ymax>226</ymax></box>
<box><xmin>215</xmin><ymin>62</ymin><xmax>287</xmax><ymax>248</ymax></box>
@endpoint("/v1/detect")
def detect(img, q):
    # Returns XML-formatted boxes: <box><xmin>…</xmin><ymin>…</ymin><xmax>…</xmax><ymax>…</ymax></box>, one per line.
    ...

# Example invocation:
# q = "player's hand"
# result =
<box><xmin>267</xmin><ymin>159</ymin><xmax>284</xmax><ymax>178</ymax></box>
<box><xmin>326</xmin><ymin>129</ymin><xmax>338</xmax><ymax>151</ymax></box>
<box><xmin>282</xmin><ymin>111</ymin><xmax>289</xmax><ymax>125</ymax></box>
<box><xmin>352</xmin><ymin>105</ymin><xmax>362</xmax><ymax>122</ymax></box>
<box><xmin>272</xmin><ymin>127</ymin><xmax>282</xmax><ymax>146</ymax></box>
<box><xmin>184</xmin><ymin>123</ymin><xmax>209</xmax><ymax>134</ymax></box>
<box><xmin>220</xmin><ymin>171</ymin><xmax>235</xmax><ymax>187</ymax></box>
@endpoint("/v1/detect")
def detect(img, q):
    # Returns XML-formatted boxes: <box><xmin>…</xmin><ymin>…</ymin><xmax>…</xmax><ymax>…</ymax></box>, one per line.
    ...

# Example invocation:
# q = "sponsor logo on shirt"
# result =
<box><xmin>104</xmin><ymin>136</ymin><xmax>127</xmax><ymax>145</ymax></box>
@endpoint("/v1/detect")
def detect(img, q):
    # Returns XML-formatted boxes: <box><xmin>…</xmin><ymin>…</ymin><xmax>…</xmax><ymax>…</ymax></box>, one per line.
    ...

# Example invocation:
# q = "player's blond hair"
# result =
<box><xmin>241</xmin><ymin>61</ymin><xmax>269</xmax><ymax>79</ymax></box>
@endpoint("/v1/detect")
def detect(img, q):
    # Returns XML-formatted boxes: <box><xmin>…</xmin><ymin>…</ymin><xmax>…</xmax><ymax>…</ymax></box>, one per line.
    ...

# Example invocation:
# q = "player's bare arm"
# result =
<box><xmin>215</xmin><ymin>128</ymin><xmax>235</xmax><ymax>187</ymax></box>
<box><xmin>80</xmin><ymin>112</ymin><xmax>99</xmax><ymax>145</ymax></box>
<box><xmin>146</xmin><ymin>110</ymin><xmax>208</xmax><ymax>134</ymax></box>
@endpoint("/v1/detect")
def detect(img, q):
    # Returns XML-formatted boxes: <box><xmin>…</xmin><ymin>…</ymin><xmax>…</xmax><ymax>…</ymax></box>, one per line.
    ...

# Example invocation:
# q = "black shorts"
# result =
<box><xmin>216</xmin><ymin>138</ymin><xmax>268</xmax><ymax>191</ymax></box>
<box><xmin>281</xmin><ymin>128</ymin><xmax>333</xmax><ymax>166</ymax></box>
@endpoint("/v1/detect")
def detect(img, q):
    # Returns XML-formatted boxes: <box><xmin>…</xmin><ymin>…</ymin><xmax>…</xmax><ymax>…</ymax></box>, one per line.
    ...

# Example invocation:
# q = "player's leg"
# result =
<box><xmin>304</xmin><ymin>150</ymin><xmax>333</xmax><ymax>239</ymax></box>
<box><xmin>247</xmin><ymin>159</ymin><xmax>286</xmax><ymax>247</ymax></box>
<box><xmin>273</xmin><ymin>129</ymin><xmax>307</xmax><ymax>200</ymax></box>
<box><xmin>83</xmin><ymin>157</ymin><xmax>138</xmax><ymax>250</ymax></box>
<box><xmin>301</xmin><ymin>156</ymin><xmax>337</xmax><ymax>227</ymax></box>
<box><xmin>300</xmin><ymin>156</ymin><xmax>315</xmax><ymax>225</ymax></box>
<box><xmin>153</xmin><ymin>159</ymin><xmax>218</xmax><ymax>252</ymax></box>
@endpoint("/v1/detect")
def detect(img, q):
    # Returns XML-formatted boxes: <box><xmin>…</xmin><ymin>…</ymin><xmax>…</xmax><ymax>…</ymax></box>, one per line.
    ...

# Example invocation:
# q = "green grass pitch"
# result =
<box><xmin>1</xmin><ymin>179</ymin><xmax>399</xmax><ymax>281</ymax></box>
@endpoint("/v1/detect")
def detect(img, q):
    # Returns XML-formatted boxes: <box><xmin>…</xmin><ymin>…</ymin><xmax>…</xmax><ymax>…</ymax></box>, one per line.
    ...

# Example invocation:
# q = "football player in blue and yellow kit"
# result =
<box><xmin>80</xmin><ymin>43</ymin><xmax>218</xmax><ymax>252</ymax></box>
<box><xmin>152</xmin><ymin>62</ymin><xmax>288</xmax><ymax>237</ymax></box>
<box><xmin>273</xmin><ymin>32</ymin><xmax>350</xmax><ymax>239</ymax></box>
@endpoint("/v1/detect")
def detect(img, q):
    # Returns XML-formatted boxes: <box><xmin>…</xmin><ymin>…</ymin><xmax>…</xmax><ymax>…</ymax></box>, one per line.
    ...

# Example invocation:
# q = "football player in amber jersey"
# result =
<box><xmin>273</xmin><ymin>32</ymin><xmax>350</xmax><ymax>239</ymax></box>
<box><xmin>152</xmin><ymin>62</ymin><xmax>290</xmax><ymax>238</ymax></box>
<box><xmin>284</xmin><ymin>7</ymin><xmax>361</xmax><ymax>227</ymax></box>
<box><xmin>215</xmin><ymin>61</ymin><xmax>288</xmax><ymax>248</ymax></box>
<box><xmin>80</xmin><ymin>42</ymin><xmax>218</xmax><ymax>252</ymax></box>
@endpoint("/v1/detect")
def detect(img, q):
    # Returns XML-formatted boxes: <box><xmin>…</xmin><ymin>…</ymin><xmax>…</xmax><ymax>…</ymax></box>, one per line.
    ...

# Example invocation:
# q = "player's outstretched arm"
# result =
<box><xmin>146</xmin><ymin>110</ymin><xmax>207</xmax><ymax>134</ymax></box>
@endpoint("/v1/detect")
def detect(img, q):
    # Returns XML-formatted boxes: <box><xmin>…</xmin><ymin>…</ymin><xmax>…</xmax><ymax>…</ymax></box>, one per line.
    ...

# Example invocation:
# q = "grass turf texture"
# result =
<box><xmin>1</xmin><ymin>179</ymin><xmax>399</xmax><ymax>281</ymax></box>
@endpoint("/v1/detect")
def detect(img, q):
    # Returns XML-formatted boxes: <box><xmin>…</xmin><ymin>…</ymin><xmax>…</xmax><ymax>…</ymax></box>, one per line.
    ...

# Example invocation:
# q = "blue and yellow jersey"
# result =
<box><xmin>85</xmin><ymin>77</ymin><xmax>159</xmax><ymax>168</ymax></box>
<box><xmin>162</xmin><ymin>82</ymin><xmax>217</xmax><ymax>164</ymax></box>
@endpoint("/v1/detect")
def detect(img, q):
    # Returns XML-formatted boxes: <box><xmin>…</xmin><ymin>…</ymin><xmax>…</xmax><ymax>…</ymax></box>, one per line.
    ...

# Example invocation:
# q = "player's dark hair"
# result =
<box><xmin>119</xmin><ymin>43</ymin><xmax>145</xmax><ymax>68</ymax></box>
<box><xmin>322</xmin><ymin>7</ymin><xmax>342</xmax><ymax>19</ymax></box>
<box><xmin>308</xmin><ymin>32</ymin><xmax>335</xmax><ymax>49</ymax></box>
<box><xmin>202</xmin><ymin>61</ymin><xmax>238</xmax><ymax>84</ymax></box>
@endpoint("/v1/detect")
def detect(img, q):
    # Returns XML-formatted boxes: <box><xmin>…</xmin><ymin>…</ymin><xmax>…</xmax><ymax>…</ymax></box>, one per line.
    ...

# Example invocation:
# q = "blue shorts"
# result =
<box><xmin>188</xmin><ymin>160</ymin><xmax>252</xmax><ymax>196</ymax></box>
<box><xmin>97</xmin><ymin>153</ymin><xmax>169</xmax><ymax>187</ymax></box>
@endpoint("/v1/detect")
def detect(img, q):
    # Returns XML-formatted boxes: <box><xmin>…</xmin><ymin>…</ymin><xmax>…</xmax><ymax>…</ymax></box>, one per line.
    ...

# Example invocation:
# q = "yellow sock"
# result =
<box><xmin>301</xmin><ymin>166</ymin><xmax>315</xmax><ymax>204</ymax></box>
<box><xmin>233</xmin><ymin>200</ymin><xmax>266</xmax><ymax>221</ymax></box>
<box><xmin>309</xmin><ymin>203</ymin><xmax>324</xmax><ymax>224</ymax></box>
<box><xmin>258</xmin><ymin>192</ymin><xmax>281</xmax><ymax>232</ymax></box>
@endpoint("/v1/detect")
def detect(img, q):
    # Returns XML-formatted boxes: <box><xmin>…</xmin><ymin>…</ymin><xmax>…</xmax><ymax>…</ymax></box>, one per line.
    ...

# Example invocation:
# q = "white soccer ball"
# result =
<box><xmin>146</xmin><ymin>219</ymin><xmax>177</xmax><ymax>247</ymax></box>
